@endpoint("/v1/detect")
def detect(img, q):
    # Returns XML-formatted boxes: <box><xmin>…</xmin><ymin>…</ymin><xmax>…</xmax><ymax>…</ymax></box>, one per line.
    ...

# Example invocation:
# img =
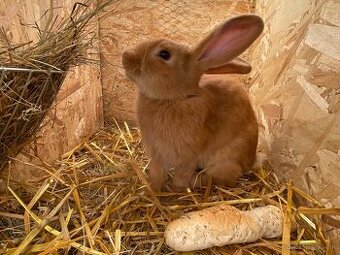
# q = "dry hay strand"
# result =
<box><xmin>0</xmin><ymin>0</ymin><xmax>116</xmax><ymax>170</ymax></box>
<box><xmin>0</xmin><ymin>122</ymin><xmax>338</xmax><ymax>254</ymax></box>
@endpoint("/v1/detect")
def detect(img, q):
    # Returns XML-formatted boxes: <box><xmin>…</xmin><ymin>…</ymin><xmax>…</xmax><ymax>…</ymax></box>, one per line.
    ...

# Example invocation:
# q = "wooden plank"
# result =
<box><xmin>251</xmin><ymin>0</ymin><xmax>340</xmax><ymax>252</ymax></box>
<box><xmin>0</xmin><ymin>0</ymin><xmax>103</xmax><ymax>180</ymax></box>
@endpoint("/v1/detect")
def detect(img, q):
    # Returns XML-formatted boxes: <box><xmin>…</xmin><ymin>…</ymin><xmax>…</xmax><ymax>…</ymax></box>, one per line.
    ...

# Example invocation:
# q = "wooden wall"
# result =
<box><xmin>251</xmin><ymin>0</ymin><xmax>340</xmax><ymax>251</ymax></box>
<box><xmin>0</xmin><ymin>0</ymin><xmax>103</xmax><ymax>180</ymax></box>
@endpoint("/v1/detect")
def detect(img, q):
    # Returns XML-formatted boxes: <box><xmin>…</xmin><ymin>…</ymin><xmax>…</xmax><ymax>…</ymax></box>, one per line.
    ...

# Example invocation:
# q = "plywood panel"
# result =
<box><xmin>0</xmin><ymin>0</ymin><xmax>103</xmax><ymax>179</ymax></box>
<box><xmin>250</xmin><ymin>0</ymin><xmax>340</xmax><ymax>251</ymax></box>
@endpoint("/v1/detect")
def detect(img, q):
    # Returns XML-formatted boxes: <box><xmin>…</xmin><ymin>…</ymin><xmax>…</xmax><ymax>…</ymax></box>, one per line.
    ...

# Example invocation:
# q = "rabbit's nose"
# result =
<box><xmin>122</xmin><ymin>50</ymin><xmax>138</xmax><ymax>63</ymax></box>
<box><xmin>122</xmin><ymin>50</ymin><xmax>132</xmax><ymax>60</ymax></box>
<box><xmin>122</xmin><ymin>51</ymin><xmax>140</xmax><ymax>70</ymax></box>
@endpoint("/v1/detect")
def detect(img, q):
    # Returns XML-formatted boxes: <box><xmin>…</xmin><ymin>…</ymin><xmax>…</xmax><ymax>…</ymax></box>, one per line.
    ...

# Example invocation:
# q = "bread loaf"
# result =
<box><xmin>164</xmin><ymin>205</ymin><xmax>283</xmax><ymax>251</ymax></box>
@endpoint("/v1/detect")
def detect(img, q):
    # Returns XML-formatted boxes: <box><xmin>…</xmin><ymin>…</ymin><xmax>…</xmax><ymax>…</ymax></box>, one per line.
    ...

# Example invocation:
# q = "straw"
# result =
<box><xmin>0</xmin><ymin>122</ymin><xmax>337</xmax><ymax>254</ymax></box>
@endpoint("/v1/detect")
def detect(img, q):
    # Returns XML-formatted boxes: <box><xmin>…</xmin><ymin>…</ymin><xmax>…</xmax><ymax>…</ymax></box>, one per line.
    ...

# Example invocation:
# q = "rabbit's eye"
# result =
<box><xmin>158</xmin><ymin>50</ymin><xmax>171</xmax><ymax>60</ymax></box>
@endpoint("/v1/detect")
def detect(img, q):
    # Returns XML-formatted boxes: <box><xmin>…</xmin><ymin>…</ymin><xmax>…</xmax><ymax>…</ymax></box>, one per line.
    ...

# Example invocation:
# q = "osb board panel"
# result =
<box><xmin>251</xmin><ymin>0</ymin><xmax>340</xmax><ymax>251</ymax></box>
<box><xmin>99</xmin><ymin>0</ymin><xmax>252</xmax><ymax>124</ymax></box>
<box><xmin>0</xmin><ymin>0</ymin><xmax>103</xmax><ymax>179</ymax></box>
<box><xmin>10</xmin><ymin>65</ymin><xmax>102</xmax><ymax>181</ymax></box>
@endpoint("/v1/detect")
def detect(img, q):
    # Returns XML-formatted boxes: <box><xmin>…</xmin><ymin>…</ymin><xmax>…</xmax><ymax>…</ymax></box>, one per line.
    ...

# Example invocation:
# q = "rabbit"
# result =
<box><xmin>122</xmin><ymin>15</ymin><xmax>264</xmax><ymax>191</ymax></box>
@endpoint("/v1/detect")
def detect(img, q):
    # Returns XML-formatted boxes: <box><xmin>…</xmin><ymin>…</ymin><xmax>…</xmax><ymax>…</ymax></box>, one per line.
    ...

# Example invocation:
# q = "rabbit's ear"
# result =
<box><xmin>205</xmin><ymin>57</ymin><xmax>252</xmax><ymax>74</ymax></box>
<box><xmin>193</xmin><ymin>15</ymin><xmax>263</xmax><ymax>72</ymax></box>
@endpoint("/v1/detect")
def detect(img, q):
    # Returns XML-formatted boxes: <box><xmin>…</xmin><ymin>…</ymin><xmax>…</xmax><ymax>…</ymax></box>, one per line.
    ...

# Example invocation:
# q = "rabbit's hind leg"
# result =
<box><xmin>192</xmin><ymin>160</ymin><xmax>243</xmax><ymax>188</ymax></box>
<box><xmin>171</xmin><ymin>162</ymin><xmax>197</xmax><ymax>192</ymax></box>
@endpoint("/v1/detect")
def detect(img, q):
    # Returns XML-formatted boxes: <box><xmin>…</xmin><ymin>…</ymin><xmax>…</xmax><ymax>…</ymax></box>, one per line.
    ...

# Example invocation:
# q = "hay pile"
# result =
<box><xmin>0</xmin><ymin>1</ymin><xmax>115</xmax><ymax>170</ymax></box>
<box><xmin>0</xmin><ymin>121</ymin><xmax>338</xmax><ymax>254</ymax></box>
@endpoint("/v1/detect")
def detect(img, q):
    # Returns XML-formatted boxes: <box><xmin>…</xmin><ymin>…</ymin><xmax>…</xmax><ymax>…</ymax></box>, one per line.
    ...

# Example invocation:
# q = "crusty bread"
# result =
<box><xmin>164</xmin><ymin>205</ymin><xmax>283</xmax><ymax>251</ymax></box>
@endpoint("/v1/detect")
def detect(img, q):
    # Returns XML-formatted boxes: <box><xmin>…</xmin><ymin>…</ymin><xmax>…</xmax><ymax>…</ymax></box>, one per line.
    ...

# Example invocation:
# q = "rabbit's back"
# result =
<box><xmin>200</xmin><ymin>75</ymin><xmax>258</xmax><ymax>169</ymax></box>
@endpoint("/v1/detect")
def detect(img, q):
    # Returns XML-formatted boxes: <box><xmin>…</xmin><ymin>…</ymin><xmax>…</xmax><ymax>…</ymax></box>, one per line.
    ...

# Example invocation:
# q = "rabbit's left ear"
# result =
<box><xmin>193</xmin><ymin>15</ymin><xmax>263</xmax><ymax>72</ymax></box>
<box><xmin>205</xmin><ymin>57</ymin><xmax>252</xmax><ymax>74</ymax></box>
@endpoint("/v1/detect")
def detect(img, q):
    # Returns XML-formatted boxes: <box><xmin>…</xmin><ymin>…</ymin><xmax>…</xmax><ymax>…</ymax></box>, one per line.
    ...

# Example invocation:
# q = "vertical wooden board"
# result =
<box><xmin>10</xmin><ymin>64</ymin><xmax>103</xmax><ymax>181</ymax></box>
<box><xmin>250</xmin><ymin>0</ymin><xmax>340</xmax><ymax>251</ymax></box>
<box><xmin>98</xmin><ymin>0</ymin><xmax>252</xmax><ymax>124</ymax></box>
<box><xmin>0</xmin><ymin>0</ymin><xmax>103</xmax><ymax>180</ymax></box>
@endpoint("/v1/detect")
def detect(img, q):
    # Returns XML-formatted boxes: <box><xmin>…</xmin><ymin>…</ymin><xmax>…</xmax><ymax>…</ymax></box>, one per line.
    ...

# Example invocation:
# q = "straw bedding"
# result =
<box><xmin>0</xmin><ymin>121</ymin><xmax>337</xmax><ymax>255</ymax></box>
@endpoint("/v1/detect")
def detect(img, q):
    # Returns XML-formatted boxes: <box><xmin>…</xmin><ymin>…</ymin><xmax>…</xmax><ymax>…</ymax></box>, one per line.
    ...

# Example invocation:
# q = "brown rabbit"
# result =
<box><xmin>122</xmin><ymin>15</ymin><xmax>264</xmax><ymax>191</ymax></box>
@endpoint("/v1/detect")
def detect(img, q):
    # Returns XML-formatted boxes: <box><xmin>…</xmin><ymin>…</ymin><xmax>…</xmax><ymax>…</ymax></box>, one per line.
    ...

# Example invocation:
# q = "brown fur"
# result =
<box><xmin>122</xmin><ymin>15</ymin><xmax>264</xmax><ymax>191</ymax></box>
